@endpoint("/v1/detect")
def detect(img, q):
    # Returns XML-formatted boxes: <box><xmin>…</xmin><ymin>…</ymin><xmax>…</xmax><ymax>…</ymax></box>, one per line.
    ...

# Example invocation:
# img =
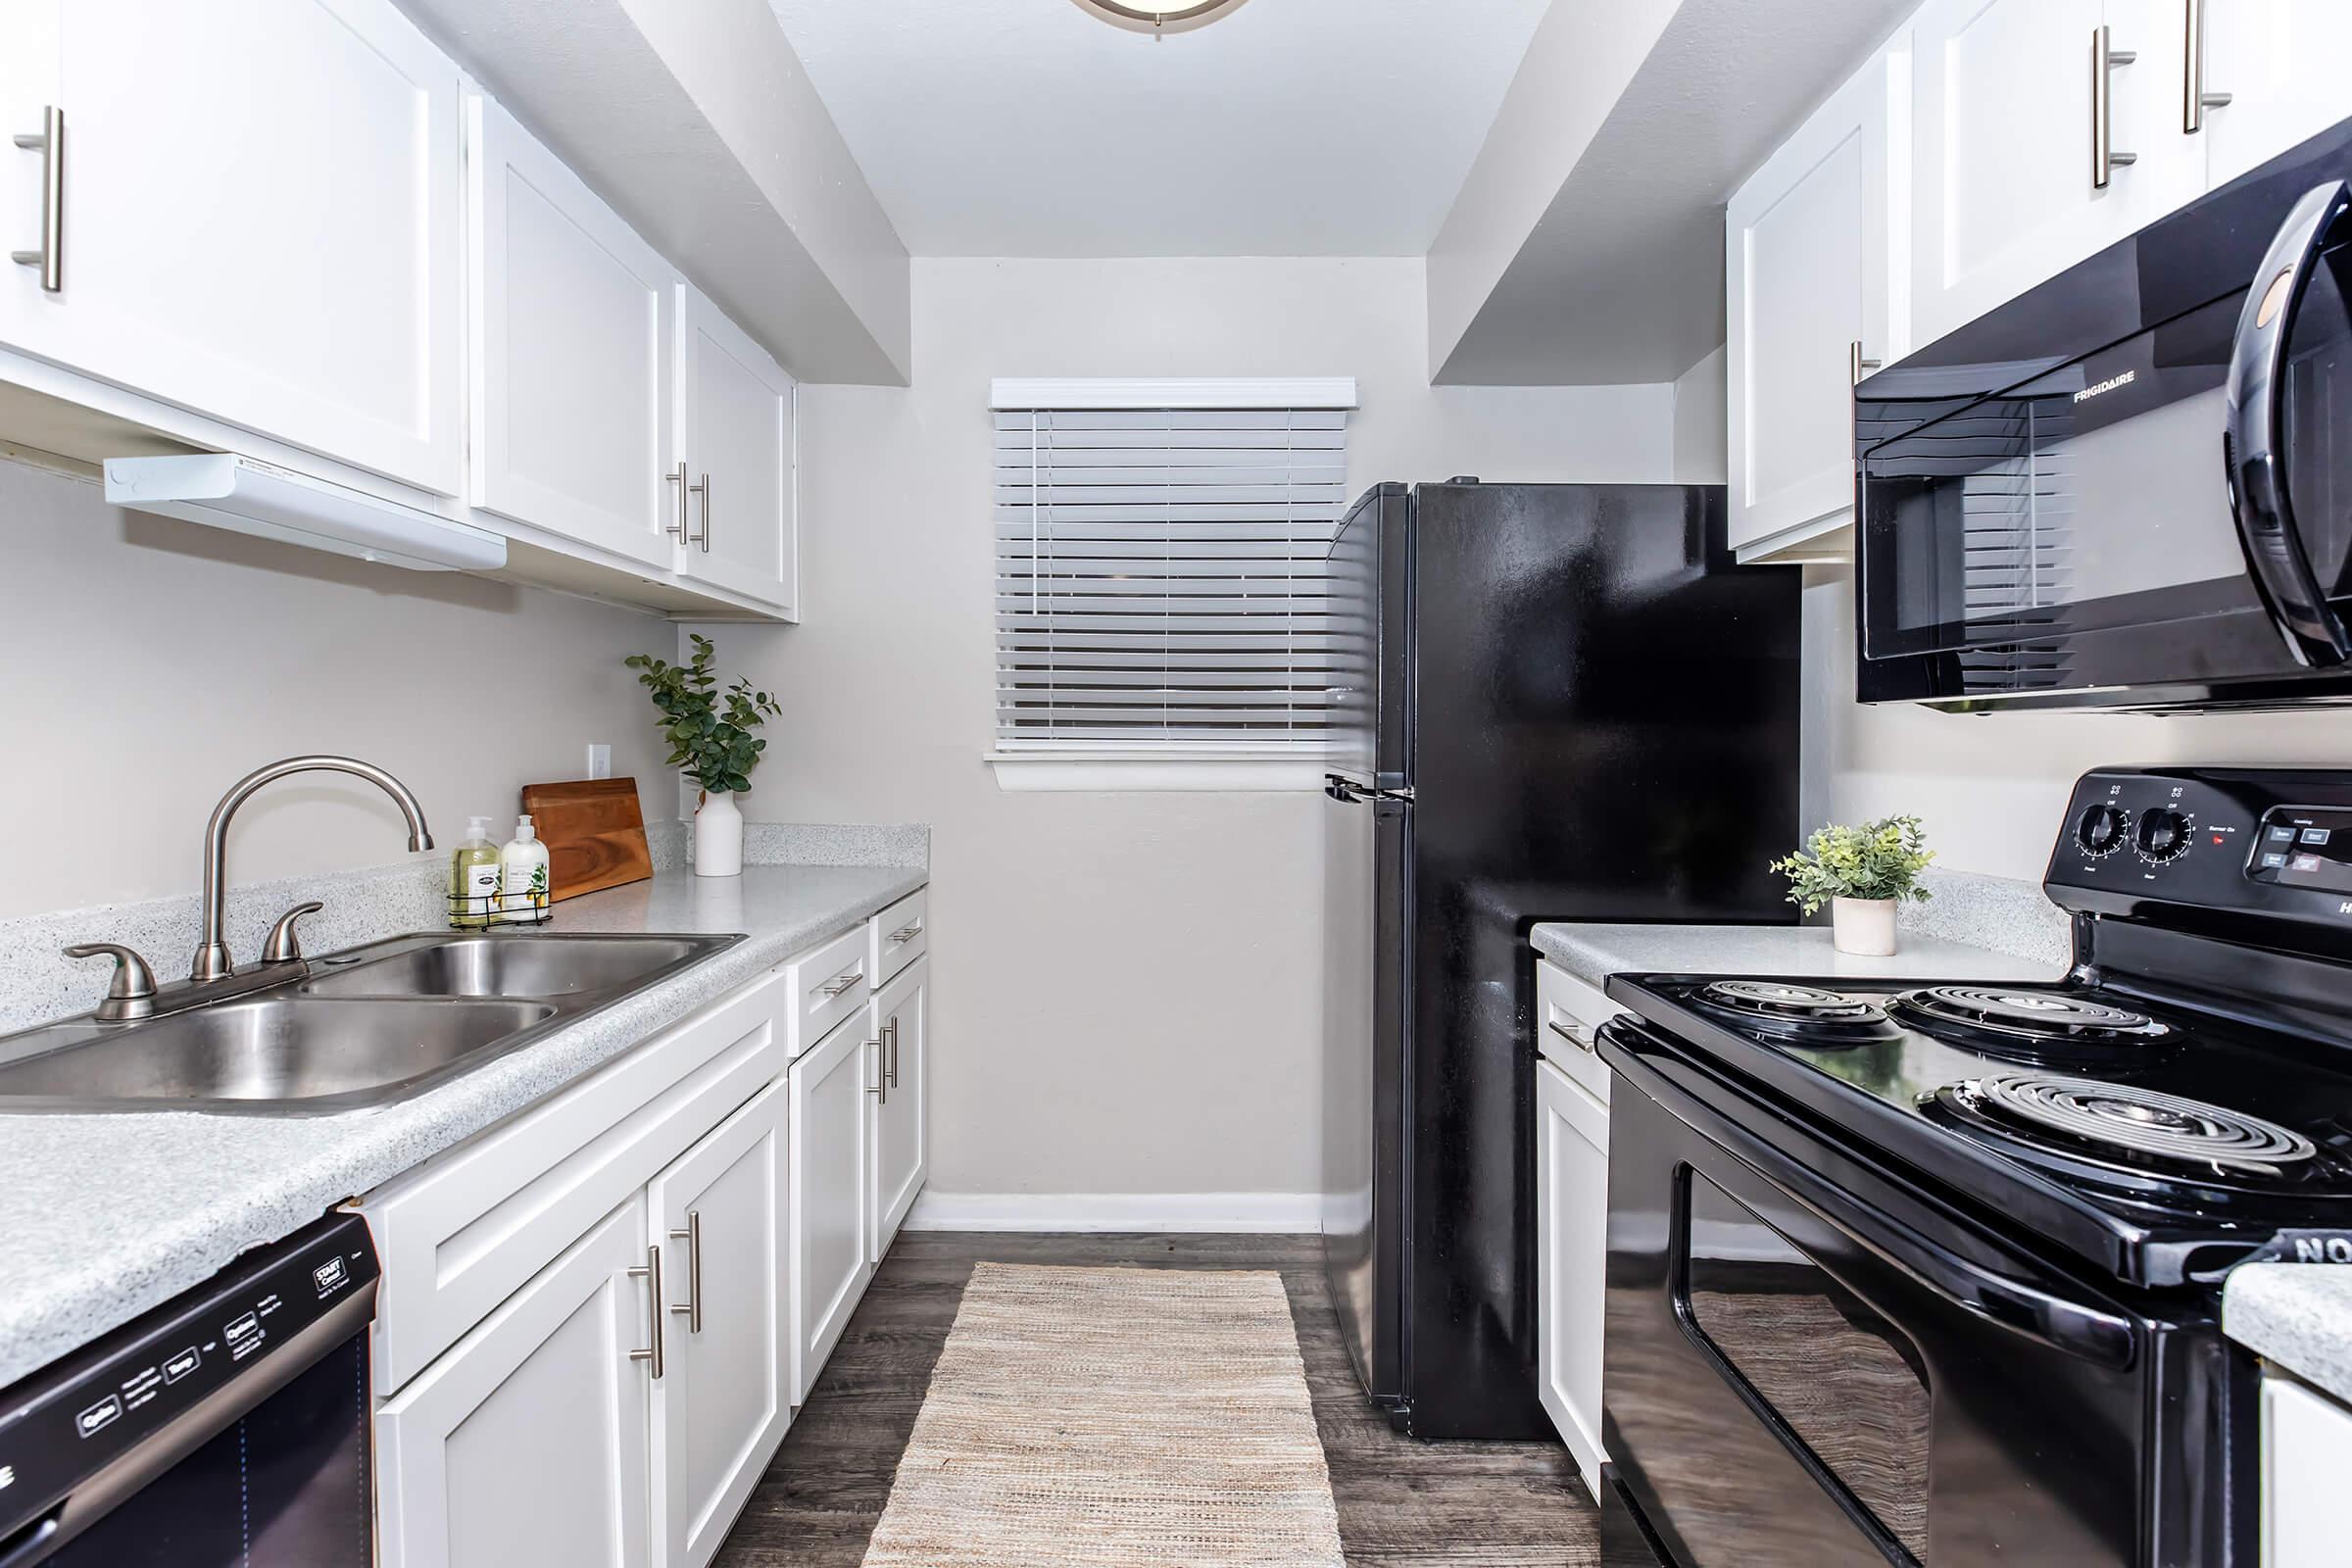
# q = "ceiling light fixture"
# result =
<box><xmin>1070</xmin><ymin>0</ymin><xmax>1251</xmax><ymax>36</ymax></box>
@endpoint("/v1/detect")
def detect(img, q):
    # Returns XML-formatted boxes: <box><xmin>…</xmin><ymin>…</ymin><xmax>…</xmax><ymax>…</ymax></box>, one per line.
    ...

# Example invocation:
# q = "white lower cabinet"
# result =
<box><xmin>2263</xmin><ymin>1372</ymin><xmax>2352</xmax><ymax>1568</ymax></box>
<box><xmin>367</xmin><ymin>890</ymin><xmax>931</xmax><ymax>1566</ymax></box>
<box><xmin>869</xmin><ymin>959</ymin><xmax>929</xmax><ymax>1261</ymax></box>
<box><xmin>650</xmin><ymin>1079</ymin><xmax>791</xmax><ymax>1568</ymax></box>
<box><xmin>789</xmin><ymin>1011</ymin><xmax>875</xmax><ymax>1403</ymax></box>
<box><xmin>376</xmin><ymin>1197</ymin><xmax>655</xmax><ymax>1568</ymax></box>
<box><xmin>1536</xmin><ymin>1055</ymin><xmax>1610</xmax><ymax>1503</ymax></box>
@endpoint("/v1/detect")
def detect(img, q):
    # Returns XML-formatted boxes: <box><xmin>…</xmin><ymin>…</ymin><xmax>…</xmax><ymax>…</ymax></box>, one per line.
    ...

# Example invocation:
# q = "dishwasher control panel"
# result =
<box><xmin>0</xmin><ymin>1211</ymin><xmax>378</xmax><ymax>1545</ymax></box>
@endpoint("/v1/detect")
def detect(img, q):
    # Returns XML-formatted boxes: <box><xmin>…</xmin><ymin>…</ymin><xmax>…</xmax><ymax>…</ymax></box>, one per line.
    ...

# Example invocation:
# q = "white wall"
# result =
<box><xmin>0</xmin><ymin>456</ymin><xmax>670</xmax><ymax>918</ymax></box>
<box><xmin>703</xmin><ymin>256</ymin><xmax>1678</xmax><ymax>1203</ymax></box>
<box><xmin>1807</xmin><ymin>564</ymin><xmax>2352</xmax><ymax>881</ymax></box>
<box><xmin>1671</xmin><ymin>345</ymin><xmax>1728</xmax><ymax>483</ymax></box>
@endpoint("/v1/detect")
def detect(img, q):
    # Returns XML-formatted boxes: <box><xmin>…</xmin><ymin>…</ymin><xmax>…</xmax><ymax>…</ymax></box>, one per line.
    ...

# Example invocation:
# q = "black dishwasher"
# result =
<box><xmin>0</xmin><ymin>1212</ymin><xmax>379</xmax><ymax>1567</ymax></box>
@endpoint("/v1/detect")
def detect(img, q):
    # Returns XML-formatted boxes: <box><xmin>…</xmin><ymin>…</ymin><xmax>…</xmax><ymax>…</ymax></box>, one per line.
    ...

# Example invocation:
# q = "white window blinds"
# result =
<box><xmin>992</xmin><ymin>379</ymin><xmax>1356</xmax><ymax>755</ymax></box>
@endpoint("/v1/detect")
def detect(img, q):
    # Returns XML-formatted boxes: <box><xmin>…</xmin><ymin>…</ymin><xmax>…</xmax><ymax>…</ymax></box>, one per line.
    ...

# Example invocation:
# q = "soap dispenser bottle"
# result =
<box><xmin>499</xmin><ymin>815</ymin><xmax>551</xmax><ymax>924</ymax></box>
<box><xmin>449</xmin><ymin>816</ymin><xmax>501</xmax><ymax>929</ymax></box>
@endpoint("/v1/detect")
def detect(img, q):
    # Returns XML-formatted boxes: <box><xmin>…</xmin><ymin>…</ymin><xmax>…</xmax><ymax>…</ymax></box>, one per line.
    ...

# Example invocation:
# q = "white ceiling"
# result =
<box><xmin>764</xmin><ymin>0</ymin><xmax>1551</xmax><ymax>257</ymax></box>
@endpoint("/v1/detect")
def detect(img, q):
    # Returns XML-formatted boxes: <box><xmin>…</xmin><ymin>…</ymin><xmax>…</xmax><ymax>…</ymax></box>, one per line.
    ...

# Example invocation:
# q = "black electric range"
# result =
<box><xmin>1591</xmin><ymin>767</ymin><xmax>2352</xmax><ymax>1568</ymax></box>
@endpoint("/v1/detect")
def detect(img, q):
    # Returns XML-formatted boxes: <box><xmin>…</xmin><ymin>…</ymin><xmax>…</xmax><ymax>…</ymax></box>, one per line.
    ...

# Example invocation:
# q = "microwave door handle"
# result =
<box><xmin>2225</xmin><ymin>178</ymin><xmax>2352</xmax><ymax>668</ymax></box>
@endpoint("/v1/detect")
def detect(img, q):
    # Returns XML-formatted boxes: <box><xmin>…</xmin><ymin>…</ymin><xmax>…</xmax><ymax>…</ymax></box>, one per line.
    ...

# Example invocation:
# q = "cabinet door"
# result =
<box><xmin>649</xmin><ymin>1078</ymin><xmax>790</xmax><ymax>1568</ymax></box>
<box><xmin>2263</xmin><ymin>1374</ymin><xmax>2352</xmax><ymax>1568</ymax></box>
<box><xmin>376</xmin><ymin>1197</ymin><xmax>653</xmax><ymax>1568</ymax></box>
<box><xmin>788</xmin><ymin>1012</ymin><xmax>874</xmax><ymax>1404</ymax></box>
<box><xmin>677</xmin><ymin>285</ymin><xmax>797</xmax><ymax>614</ymax></box>
<box><xmin>2200</xmin><ymin>2</ymin><xmax>2352</xmax><ymax>188</ymax></box>
<box><xmin>1536</xmin><ymin>1058</ymin><xmax>1609</xmax><ymax>1503</ymax></box>
<box><xmin>0</xmin><ymin>0</ymin><xmax>462</xmax><ymax>494</ymax></box>
<box><xmin>1911</xmin><ymin>0</ymin><xmax>2199</xmax><ymax>345</ymax></box>
<box><xmin>468</xmin><ymin>92</ymin><xmax>676</xmax><ymax>567</ymax></box>
<box><xmin>1726</xmin><ymin>40</ymin><xmax>1906</xmax><ymax>557</ymax></box>
<box><xmin>868</xmin><ymin>958</ymin><xmax>928</xmax><ymax>1262</ymax></box>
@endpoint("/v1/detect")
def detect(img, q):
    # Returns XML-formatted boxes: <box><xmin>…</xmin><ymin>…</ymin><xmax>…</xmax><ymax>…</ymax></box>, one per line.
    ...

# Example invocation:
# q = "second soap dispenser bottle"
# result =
<box><xmin>498</xmin><ymin>814</ymin><xmax>552</xmax><ymax>924</ymax></box>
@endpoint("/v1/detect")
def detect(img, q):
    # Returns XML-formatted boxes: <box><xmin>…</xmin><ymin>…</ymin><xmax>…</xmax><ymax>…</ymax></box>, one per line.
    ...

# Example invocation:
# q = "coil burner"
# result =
<box><xmin>1891</xmin><ymin>986</ymin><xmax>2172</xmax><ymax>1062</ymax></box>
<box><xmin>1690</xmin><ymin>980</ymin><xmax>1899</xmax><ymax>1045</ymax></box>
<box><xmin>1940</xmin><ymin>1071</ymin><xmax>2316</xmax><ymax>1178</ymax></box>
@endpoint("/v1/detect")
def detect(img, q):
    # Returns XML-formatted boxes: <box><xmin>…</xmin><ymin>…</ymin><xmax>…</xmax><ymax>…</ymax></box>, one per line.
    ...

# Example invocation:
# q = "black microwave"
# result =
<box><xmin>1857</xmin><ymin>116</ymin><xmax>2352</xmax><ymax>711</ymax></box>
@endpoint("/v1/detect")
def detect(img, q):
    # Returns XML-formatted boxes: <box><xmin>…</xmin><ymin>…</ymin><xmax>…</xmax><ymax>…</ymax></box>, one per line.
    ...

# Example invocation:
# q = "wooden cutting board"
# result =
<box><xmin>519</xmin><ymin>778</ymin><xmax>652</xmax><ymax>903</ymax></box>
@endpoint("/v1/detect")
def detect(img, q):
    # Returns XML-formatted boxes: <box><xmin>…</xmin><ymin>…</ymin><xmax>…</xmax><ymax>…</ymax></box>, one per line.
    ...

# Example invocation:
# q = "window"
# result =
<box><xmin>989</xmin><ymin>377</ymin><xmax>1357</xmax><ymax>790</ymax></box>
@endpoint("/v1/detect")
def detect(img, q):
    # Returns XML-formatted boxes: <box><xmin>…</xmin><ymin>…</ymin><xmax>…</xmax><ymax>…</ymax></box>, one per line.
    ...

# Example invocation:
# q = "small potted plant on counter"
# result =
<box><xmin>1771</xmin><ymin>815</ymin><xmax>1935</xmax><ymax>956</ymax></box>
<box><xmin>626</xmin><ymin>634</ymin><xmax>782</xmax><ymax>878</ymax></box>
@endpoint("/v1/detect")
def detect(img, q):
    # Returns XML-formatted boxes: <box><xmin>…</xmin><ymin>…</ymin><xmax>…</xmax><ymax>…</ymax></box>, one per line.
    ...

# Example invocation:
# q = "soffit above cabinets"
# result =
<box><xmin>1428</xmin><ymin>0</ymin><xmax>1920</xmax><ymax>386</ymax></box>
<box><xmin>765</xmin><ymin>0</ymin><xmax>1548</xmax><ymax>257</ymax></box>
<box><xmin>397</xmin><ymin>0</ymin><xmax>911</xmax><ymax>386</ymax></box>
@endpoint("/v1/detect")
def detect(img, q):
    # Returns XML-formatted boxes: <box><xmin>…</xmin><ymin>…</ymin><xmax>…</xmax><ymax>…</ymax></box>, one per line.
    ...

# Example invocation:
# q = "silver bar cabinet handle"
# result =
<box><xmin>2092</xmin><ymin>26</ymin><xmax>2138</xmax><ymax>189</ymax></box>
<box><xmin>628</xmin><ymin>1245</ymin><xmax>664</xmax><ymax>1378</ymax></box>
<box><xmin>690</xmin><ymin>471</ymin><xmax>711</xmax><ymax>552</ymax></box>
<box><xmin>884</xmin><ymin>1017</ymin><xmax>900</xmax><ymax>1089</ymax></box>
<box><xmin>664</xmin><ymin>462</ymin><xmax>689</xmax><ymax>542</ymax></box>
<box><xmin>889</xmin><ymin>922</ymin><xmax>923</xmax><ymax>945</ymax></box>
<box><xmin>2181</xmin><ymin>0</ymin><xmax>2230</xmax><ymax>133</ymax></box>
<box><xmin>865</xmin><ymin>1037</ymin><xmax>887</xmax><ymax>1103</ymax></box>
<box><xmin>12</xmin><ymin>106</ymin><xmax>62</xmax><ymax>293</ymax></box>
<box><xmin>667</xmin><ymin>1212</ymin><xmax>703</xmax><ymax>1334</ymax></box>
<box><xmin>820</xmin><ymin>970</ymin><xmax>863</xmax><ymax>998</ymax></box>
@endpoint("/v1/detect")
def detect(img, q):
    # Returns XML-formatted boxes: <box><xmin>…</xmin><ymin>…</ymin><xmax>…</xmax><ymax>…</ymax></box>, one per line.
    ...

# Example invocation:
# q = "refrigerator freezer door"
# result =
<box><xmin>1325</xmin><ymin>484</ymin><xmax>1411</xmax><ymax>791</ymax></box>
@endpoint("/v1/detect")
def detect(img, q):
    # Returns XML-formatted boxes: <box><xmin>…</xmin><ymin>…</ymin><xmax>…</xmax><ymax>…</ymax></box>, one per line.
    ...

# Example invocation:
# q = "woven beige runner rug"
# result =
<box><xmin>861</xmin><ymin>1262</ymin><xmax>1347</xmax><ymax>1567</ymax></box>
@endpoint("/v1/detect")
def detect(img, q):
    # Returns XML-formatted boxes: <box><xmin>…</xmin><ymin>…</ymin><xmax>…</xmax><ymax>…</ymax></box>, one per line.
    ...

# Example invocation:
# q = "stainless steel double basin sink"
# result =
<box><xmin>0</xmin><ymin>933</ymin><xmax>742</xmax><ymax>1114</ymax></box>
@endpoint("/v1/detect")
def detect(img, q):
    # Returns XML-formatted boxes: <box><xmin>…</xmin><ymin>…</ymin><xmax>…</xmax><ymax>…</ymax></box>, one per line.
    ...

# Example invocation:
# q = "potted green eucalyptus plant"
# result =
<box><xmin>625</xmin><ymin>634</ymin><xmax>782</xmax><ymax>878</ymax></box>
<box><xmin>1770</xmin><ymin>815</ymin><xmax>1936</xmax><ymax>956</ymax></box>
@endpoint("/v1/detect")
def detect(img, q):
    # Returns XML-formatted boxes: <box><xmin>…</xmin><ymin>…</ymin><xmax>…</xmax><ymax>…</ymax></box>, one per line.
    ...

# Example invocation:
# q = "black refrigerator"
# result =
<box><xmin>1319</xmin><ymin>480</ymin><xmax>1800</xmax><ymax>1440</ymax></box>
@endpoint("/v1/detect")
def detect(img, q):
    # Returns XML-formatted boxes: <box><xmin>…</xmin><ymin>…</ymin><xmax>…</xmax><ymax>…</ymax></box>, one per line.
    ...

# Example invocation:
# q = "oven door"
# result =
<box><xmin>1597</xmin><ymin>1019</ymin><xmax>2242</xmax><ymax>1568</ymax></box>
<box><xmin>1857</xmin><ymin>175</ymin><xmax>2352</xmax><ymax>711</ymax></box>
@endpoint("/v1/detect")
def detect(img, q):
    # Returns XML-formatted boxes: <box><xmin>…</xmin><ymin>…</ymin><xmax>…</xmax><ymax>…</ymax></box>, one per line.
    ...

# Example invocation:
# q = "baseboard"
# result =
<box><xmin>902</xmin><ymin>1191</ymin><xmax>1320</xmax><ymax>1234</ymax></box>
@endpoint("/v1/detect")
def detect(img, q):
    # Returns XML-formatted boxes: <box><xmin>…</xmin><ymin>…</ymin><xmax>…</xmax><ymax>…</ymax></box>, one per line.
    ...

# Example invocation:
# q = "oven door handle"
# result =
<box><xmin>1755</xmin><ymin>1134</ymin><xmax>2139</xmax><ymax>1369</ymax></box>
<box><xmin>2225</xmin><ymin>177</ymin><xmax>2352</xmax><ymax>668</ymax></box>
<box><xmin>1606</xmin><ymin>1024</ymin><xmax>2139</xmax><ymax>1369</ymax></box>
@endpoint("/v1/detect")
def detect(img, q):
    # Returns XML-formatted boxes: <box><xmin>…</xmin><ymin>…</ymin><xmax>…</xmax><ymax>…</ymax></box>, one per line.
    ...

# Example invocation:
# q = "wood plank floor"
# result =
<box><xmin>712</xmin><ymin>1232</ymin><xmax>1597</xmax><ymax>1566</ymax></box>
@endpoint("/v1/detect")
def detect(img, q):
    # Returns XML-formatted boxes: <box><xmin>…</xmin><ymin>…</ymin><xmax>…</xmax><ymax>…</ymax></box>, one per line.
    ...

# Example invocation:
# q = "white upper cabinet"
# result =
<box><xmin>0</xmin><ymin>0</ymin><xmax>463</xmax><ymax>494</ymax></box>
<box><xmin>2197</xmin><ymin>1</ymin><xmax>2352</xmax><ymax>187</ymax></box>
<box><xmin>1910</xmin><ymin>0</ymin><xmax>2202</xmax><ymax>347</ymax></box>
<box><xmin>1726</xmin><ymin>37</ymin><xmax>1910</xmax><ymax>561</ymax></box>
<box><xmin>468</xmin><ymin>92</ymin><xmax>678</xmax><ymax>569</ymax></box>
<box><xmin>675</xmin><ymin>285</ymin><xmax>798</xmax><ymax>615</ymax></box>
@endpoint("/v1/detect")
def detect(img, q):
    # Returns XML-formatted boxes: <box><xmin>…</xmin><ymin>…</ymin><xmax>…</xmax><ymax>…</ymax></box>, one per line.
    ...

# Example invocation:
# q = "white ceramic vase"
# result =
<box><xmin>1832</xmin><ymin>896</ymin><xmax>1898</xmax><ymax>956</ymax></box>
<box><xmin>694</xmin><ymin>789</ymin><xmax>744</xmax><ymax>878</ymax></box>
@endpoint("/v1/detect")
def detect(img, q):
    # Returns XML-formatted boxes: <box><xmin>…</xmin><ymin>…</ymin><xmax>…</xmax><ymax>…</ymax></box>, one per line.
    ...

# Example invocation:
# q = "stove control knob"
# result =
<box><xmin>2076</xmin><ymin>804</ymin><xmax>2131</xmax><ymax>858</ymax></box>
<box><xmin>2135</xmin><ymin>807</ymin><xmax>2193</xmax><ymax>863</ymax></box>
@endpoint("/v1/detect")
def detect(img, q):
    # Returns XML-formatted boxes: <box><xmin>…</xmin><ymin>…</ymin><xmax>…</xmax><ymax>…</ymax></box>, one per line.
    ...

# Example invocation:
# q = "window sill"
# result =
<box><xmin>985</xmin><ymin>753</ymin><xmax>1330</xmax><ymax>793</ymax></box>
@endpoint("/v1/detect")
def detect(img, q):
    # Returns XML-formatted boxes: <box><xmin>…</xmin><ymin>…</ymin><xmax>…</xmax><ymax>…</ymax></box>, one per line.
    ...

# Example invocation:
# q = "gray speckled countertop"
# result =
<box><xmin>1532</xmin><ymin>867</ymin><xmax>2072</xmax><ymax>990</ymax></box>
<box><xmin>0</xmin><ymin>860</ymin><xmax>924</xmax><ymax>1389</ymax></box>
<box><xmin>2226</xmin><ymin>1265</ymin><xmax>2352</xmax><ymax>1404</ymax></box>
<box><xmin>1531</xmin><ymin>923</ymin><xmax>2063</xmax><ymax>991</ymax></box>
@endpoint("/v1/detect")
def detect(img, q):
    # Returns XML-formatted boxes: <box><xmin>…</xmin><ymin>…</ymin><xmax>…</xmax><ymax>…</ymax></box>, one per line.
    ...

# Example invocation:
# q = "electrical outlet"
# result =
<box><xmin>585</xmin><ymin>743</ymin><xmax>612</xmax><ymax>780</ymax></box>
